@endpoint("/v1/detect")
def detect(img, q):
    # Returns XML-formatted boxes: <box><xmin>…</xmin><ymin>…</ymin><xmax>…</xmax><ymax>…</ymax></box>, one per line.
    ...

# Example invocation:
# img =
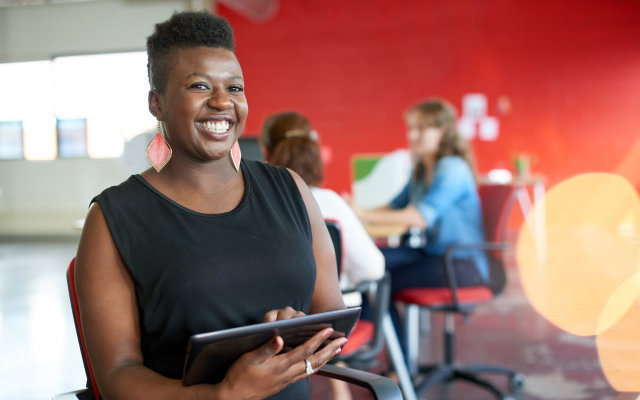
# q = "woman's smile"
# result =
<box><xmin>195</xmin><ymin>116</ymin><xmax>234</xmax><ymax>138</ymax></box>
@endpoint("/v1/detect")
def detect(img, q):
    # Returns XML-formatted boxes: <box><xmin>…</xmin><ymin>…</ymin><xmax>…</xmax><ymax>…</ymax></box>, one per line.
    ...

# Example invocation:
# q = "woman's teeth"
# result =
<box><xmin>196</xmin><ymin>121</ymin><xmax>230</xmax><ymax>134</ymax></box>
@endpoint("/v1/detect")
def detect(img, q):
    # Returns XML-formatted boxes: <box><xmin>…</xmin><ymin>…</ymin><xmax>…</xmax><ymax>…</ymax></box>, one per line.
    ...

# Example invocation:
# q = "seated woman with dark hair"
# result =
<box><xmin>260</xmin><ymin>112</ymin><xmax>385</xmax><ymax>304</ymax></box>
<box><xmin>260</xmin><ymin>112</ymin><xmax>385</xmax><ymax>400</ymax></box>
<box><xmin>74</xmin><ymin>12</ymin><xmax>346</xmax><ymax>400</ymax></box>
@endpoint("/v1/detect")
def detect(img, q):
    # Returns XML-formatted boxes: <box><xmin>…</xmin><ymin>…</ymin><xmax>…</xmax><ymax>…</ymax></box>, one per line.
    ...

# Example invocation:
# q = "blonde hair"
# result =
<box><xmin>407</xmin><ymin>98</ymin><xmax>477</xmax><ymax>182</ymax></box>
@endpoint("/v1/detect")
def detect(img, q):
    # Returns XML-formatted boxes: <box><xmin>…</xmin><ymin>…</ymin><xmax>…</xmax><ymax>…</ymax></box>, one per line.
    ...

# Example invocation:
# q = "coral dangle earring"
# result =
<box><xmin>230</xmin><ymin>140</ymin><xmax>241</xmax><ymax>172</ymax></box>
<box><xmin>146</xmin><ymin>121</ymin><xmax>172</xmax><ymax>172</ymax></box>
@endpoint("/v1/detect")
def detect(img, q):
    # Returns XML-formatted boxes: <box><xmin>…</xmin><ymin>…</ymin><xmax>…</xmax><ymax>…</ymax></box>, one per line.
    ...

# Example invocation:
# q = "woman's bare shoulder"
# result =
<box><xmin>75</xmin><ymin>202</ymin><xmax>126</xmax><ymax>278</ymax></box>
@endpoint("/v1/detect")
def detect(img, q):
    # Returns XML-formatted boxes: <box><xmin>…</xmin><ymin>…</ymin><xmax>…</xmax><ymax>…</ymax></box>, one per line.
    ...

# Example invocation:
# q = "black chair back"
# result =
<box><xmin>325</xmin><ymin>220</ymin><xmax>342</xmax><ymax>275</ymax></box>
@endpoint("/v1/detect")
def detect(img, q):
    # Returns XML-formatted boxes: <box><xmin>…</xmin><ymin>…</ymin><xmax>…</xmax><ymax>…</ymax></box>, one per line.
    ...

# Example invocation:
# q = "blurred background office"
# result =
<box><xmin>1</xmin><ymin>0</ymin><xmax>640</xmax><ymax>399</ymax></box>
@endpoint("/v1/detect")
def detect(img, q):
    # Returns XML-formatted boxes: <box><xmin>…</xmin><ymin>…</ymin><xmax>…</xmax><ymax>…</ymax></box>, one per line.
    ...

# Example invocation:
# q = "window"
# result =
<box><xmin>0</xmin><ymin>60</ymin><xmax>55</xmax><ymax>161</ymax></box>
<box><xmin>57</xmin><ymin>119</ymin><xmax>87</xmax><ymax>158</ymax></box>
<box><xmin>0</xmin><ymin>121</ymin><xmax>24</xmax><ymax>159</ymax></box>
<box><xmin>53</xmin><ymin>52</ymin><xmax>155</xmax><ymax>158</ymax></box>
<box><xmin>23</xmin><ymin>115</ymin><xmax>57</xmax><ymax>161</ymax></box>
<box><xmin>0</xmin><ymin>52</ymin><xmax>156</xmax><ymax>161</ymax></box>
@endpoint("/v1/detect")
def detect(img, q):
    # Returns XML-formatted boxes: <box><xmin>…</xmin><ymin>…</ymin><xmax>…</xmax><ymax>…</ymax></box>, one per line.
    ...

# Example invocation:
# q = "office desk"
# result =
<box><xmin>513</xmin><ymin>178</ymin><xmax>547</xmax><ymax>266</ymax></box>
<box><xmin>363</xmin><ymin>223</ymin><xmax>408</xmax><ymax>248</ymax></box>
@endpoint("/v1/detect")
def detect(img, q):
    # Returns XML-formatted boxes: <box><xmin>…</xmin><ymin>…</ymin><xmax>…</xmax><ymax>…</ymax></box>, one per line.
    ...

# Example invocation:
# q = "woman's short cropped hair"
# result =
<box><xmin>261</xmin><ymin>112</ymin><xmax>323</xmax><ymax>187</ymax></box>
<box><xmin>146</xmin><ymin>11</ymin><xmax>235</xmax><ymax>93</ymax></box>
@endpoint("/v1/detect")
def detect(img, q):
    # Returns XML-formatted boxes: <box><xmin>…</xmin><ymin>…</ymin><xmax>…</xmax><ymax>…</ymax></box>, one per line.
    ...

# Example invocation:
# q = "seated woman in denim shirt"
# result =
<box><xmin>349</xmin><ymin>99</ymin><xmax>487</xmax><ymax>353</ymax></box>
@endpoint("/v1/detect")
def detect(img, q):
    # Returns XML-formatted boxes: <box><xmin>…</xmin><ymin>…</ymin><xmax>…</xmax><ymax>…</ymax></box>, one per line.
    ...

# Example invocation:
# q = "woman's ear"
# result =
<box><xmin>148</xmin><ymin>90</ymin><xmax>163</xmax><ymax>120</ymax></box>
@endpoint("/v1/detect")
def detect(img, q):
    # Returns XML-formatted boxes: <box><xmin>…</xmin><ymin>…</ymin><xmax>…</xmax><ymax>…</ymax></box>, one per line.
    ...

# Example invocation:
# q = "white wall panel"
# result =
<box><xmin>0</xmin><ymin>0</ymin><xmax>186</xmax><ymax>63</ymax></box>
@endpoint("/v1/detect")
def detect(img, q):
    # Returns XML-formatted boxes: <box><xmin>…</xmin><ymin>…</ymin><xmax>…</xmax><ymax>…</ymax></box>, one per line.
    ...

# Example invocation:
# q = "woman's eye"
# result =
<box><xmin>228</xmin><ymin>86</ymin><xmax>244</xmax><ymax>93</ymax></box>
<box><xmin>190</xmin><ymin>83</ymin><xmax>209</xmax><ymax>90</ymax></box>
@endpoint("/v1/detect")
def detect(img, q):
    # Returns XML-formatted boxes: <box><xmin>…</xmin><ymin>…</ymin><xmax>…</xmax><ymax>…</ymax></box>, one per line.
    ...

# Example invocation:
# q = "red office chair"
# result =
<box><xmin>54</xmin><ymin>258</ymin><xmax>403</xmax><ymax>400</ymax></box>
<box><xmin>392</xmin><ymin>184</ymin><xmax>525</xmax><ymax>400</ymax></box>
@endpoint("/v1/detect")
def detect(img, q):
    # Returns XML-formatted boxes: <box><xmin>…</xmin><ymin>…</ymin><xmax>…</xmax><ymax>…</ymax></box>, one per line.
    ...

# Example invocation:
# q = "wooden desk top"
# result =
<box><xmin>478</xmin><ymin>174</ymin><xmax>546</xmax><ymax>186</ymax></box>
<box><xmin>363</xmin><ymin>223</ymin><xmax>408</xmax><ymax>238</ymax></box>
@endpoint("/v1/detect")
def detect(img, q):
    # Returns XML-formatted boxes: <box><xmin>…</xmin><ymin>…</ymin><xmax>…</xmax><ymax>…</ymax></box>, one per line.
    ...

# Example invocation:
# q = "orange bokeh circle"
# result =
<box><xmin>517</xmin><ymin>173</ymin><xmax>640</xmax><ymax>336</ymax></box>
<box><xmin>597</xmin><ymin>275</ymin><xmax>640</xmax><ymax>392</ymax></box>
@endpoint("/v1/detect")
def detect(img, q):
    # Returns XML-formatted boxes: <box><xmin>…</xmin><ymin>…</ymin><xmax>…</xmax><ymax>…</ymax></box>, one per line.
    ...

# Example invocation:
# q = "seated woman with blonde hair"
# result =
<box><xmin>348</xmin><ymin>98</ymin><xmax>488</xmax><ymax>357</ymax></box>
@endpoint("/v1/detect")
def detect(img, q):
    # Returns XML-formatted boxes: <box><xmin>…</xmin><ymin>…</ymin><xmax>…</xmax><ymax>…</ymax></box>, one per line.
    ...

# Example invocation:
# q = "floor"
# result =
<box><xmin>0</xmin><ymin>240</ymin><xmax>86</xmax><ymax>400</ymax></box>
<box><xmin>0</xmin><ymin>239</ymin><xmax>635</xmax><ymax>400</ymax></box>
<box><xmin>311</xmin><ymin>247</ymin><xmax>634</xmax><ymax>400</ymax></box>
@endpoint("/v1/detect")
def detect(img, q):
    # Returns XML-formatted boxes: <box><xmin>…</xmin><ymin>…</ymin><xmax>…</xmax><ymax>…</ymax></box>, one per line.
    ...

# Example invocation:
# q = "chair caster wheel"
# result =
<box><xmin>509</xmin><ymin>373</ymin><xmax>526</xmax><ymax>392</ymax></box>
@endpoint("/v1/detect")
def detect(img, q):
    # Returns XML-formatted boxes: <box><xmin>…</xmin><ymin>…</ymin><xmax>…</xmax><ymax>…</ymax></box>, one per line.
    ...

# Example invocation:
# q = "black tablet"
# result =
<box><xmin>182</xmin><ymin>307</ymin><xmax>361</xmax><ymax>386</ymax></box>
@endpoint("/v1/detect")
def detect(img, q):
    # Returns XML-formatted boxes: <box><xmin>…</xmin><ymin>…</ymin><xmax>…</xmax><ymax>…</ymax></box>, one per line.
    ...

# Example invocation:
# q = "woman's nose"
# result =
<box><xmin>207</xmin><ymin>88</ymin><xmax>233</xmax><ymax>110</ymax></box>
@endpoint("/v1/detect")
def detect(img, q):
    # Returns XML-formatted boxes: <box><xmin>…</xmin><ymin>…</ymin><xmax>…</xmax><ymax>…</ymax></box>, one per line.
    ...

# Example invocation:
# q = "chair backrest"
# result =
<box><xmin>478</xmin><ymin>184</ymin><xmax>517</xmax><ymax>245</ymax></box>
<box><xmin>325</xmin><ymin>220</ymin><xmax>343</xmax><ymax>276</ymax></box>
<box><xmin>324</xmin><ymin>219</ymin><xmax>389</xmax><ymax>363</ymax></box>
<box><xmin>67</xmin><ymin>258</ymin><xmax>101</xmax><ymax>400</ymax></box>
<box><xmin>477</xmin><ymin>184</ymin><xmax>518</xmax><ymax>295</ymax></box>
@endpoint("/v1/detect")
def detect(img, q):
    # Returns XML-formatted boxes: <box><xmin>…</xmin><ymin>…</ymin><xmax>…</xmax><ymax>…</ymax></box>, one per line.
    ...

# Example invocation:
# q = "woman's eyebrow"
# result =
<box><xmin>187</xmin><ymin>72</ymin><xmax>212</xmax><ymax>80</ymax></box>
<box><xmin>186</xmin><ymin>72</ymin><xmax>244</xmax><ymax>82</ymax></box>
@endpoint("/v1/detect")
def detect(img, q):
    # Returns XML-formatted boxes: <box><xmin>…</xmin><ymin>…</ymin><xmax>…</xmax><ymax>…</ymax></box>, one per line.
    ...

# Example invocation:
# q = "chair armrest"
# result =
<box><xmin>54</xmin><ymin>370</ymin><xmax>403</xmax><ymax>400</ymax></box>
<box><xmin>317</xmin><ymin>364</ymin><xmax>403</xmax><ymax>400</ymax></box>
<box><xmin>52</xmin><ymin>389</ymin><xmax>93</xmax><ymax>400</ymax></box>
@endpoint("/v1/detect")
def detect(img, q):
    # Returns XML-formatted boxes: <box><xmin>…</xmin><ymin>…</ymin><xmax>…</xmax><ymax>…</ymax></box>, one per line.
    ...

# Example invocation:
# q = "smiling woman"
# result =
<box><xmin>148</xmin><ymin>45</ymin><xmax>248</xmax><ymax>171</ymax></box>
<box><xmin>73</xmin><ymin>11</ymin><xmax>346</xmax><ymax>400</ymax></box>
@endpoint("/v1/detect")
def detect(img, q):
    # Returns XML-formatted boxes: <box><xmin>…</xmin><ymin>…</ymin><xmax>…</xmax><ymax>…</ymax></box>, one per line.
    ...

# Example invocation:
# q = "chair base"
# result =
<box><xmin>414</xmin><ymin>362</ymin><xmax>523</xmax><ymax>400</ymax></box>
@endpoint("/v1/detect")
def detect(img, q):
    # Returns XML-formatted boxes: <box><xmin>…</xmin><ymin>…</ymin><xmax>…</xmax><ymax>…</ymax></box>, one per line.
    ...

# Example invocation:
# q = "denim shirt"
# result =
<box><xmin>390</xmin><ymin>155</ymin><xmax>489</xmax><ymax>282</ymax></box>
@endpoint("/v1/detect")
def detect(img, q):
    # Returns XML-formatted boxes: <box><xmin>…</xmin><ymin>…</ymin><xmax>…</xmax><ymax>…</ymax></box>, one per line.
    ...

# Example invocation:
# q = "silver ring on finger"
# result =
<box><xmin>304</xmin><ymin>358</ymin><xmax>314</xmax><ymax>375</ymax></box>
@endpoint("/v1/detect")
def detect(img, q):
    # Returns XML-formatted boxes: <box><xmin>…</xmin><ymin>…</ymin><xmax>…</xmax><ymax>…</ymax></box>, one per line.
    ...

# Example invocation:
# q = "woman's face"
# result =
<box><xmin>150</xmin><ymin>47</ymin><xmax>248</xmax><ymax>164</ymax></box>
<box><xmin>406</xmin><ymin>111</ymin><xmax>444</xmax><ymax>157</ymax></box>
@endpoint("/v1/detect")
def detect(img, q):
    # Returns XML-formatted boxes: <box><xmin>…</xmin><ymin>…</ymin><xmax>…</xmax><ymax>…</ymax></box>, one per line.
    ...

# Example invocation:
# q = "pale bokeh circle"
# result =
<box><xmin>597</xmin><ymin>282</ymin><xmax>640</xmax><ymax>392</ymax></box>
<box><xmin>517</xmin><ymin>173</ymin><xmax>640</xmax><ymax>336</ymax></box>
<box><xmin>596</xmin><ymin>286</ymin><xmax>640</xmax><ymax>392</ymax></box>
<box><xmin>614</xmin><ymin>393</ymin><xmax>640</xmax><ymax>400</ymax></box>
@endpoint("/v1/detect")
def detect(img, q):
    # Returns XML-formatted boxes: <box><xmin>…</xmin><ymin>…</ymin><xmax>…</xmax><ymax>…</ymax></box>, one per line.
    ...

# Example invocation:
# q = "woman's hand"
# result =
<box><xmin>262</xmin><ymin>306</ymin><xmax>306</xmax><ymax>322</ymax></box>
<box><xmin>219</xmin><ymin>327</ymin><xmax>347</xmax><ymax>400</ymax></box>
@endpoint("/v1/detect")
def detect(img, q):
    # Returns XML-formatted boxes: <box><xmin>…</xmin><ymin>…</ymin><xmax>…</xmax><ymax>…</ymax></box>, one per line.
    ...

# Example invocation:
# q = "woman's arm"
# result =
<box><xmin>288</xmin><ymin>171</ymin><xmax>346</xmax><ymax>314</ymax></box>
<box><xmin>76</xmin><ymin>203</ymin><xmax>212</xmax><ymax>399</ymax></box>
<box><xmin>357</xmin><ymin>206</ymin><xmax>426</xmax><ymax>229</ymax></box>
<box><xmin>346</xmin><ymin>157</ymin><xmax>474</xmax><ymax>230</ymax></box>
<box><xmin>76</xmin><ymin>203</ymin><xmax>346</xmax><ymax>400</ymax></box>
<box><xmin>343</xmin><ymin>193</ymin><xmax>426</xmax><ymax>229</ymax></box>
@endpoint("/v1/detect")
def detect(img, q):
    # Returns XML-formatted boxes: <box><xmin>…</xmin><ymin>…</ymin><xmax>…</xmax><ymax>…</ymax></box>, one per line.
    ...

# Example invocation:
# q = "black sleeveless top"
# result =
<box><xmin>92</xmin><ymin>159</ymin><xmax>316</xmax><ymax>399</ymax></box>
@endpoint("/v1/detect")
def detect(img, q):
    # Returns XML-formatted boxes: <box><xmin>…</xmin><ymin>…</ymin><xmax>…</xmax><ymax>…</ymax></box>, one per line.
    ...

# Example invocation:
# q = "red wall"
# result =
<box><xmin>219</xmin><ymin>0</ymin><xmax>640</xmax><ymax>193</ymax></box>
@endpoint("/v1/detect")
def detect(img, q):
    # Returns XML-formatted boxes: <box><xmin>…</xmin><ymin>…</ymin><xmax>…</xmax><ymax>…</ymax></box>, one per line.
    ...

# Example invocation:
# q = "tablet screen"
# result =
<box><xmin>182</xmin><ymin>307</ymin><xmax>361</xmax><ymax>386</ymax></box>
